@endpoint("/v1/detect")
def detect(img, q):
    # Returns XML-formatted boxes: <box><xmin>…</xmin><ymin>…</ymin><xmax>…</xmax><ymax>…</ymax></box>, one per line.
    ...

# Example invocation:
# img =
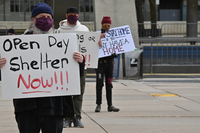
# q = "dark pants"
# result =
<box><xmin>73</xmin><ymin>69</ymin><xmax>86</xmax><ymax>119</ymax></box>
<box><xmin>15</xmin><ymin>112</ymin><xmax>63</xmax><ymax>133</ymax></box>
<box><xmin>63</xmin><ymin>96</ymin><xmax>74</xmax><ymax>118</ymax></box>
<box><xmin>95</xmin><ymin>59</ymin><xmax>113</xmax><ymax>106</ymax></box>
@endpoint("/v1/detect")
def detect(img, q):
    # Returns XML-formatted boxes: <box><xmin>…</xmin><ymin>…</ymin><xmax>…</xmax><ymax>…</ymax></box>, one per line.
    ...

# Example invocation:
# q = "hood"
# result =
<box><xmin>58</xmin><ymin>19</ymin><xmax>82</xmax><ymax>30</ymax></box>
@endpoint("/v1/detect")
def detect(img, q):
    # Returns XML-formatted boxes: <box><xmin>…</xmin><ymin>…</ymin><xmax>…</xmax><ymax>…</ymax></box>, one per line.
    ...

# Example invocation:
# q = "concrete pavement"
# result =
<box><xmin>0</xmin><ymin>76</ymin><xmax>200</xmax><ymax>133</ymax></box>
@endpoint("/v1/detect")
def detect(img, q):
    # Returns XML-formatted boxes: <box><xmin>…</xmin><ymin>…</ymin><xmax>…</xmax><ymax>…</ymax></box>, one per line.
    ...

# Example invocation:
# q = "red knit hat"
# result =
<box><xmin>101</xmin><ymin>16</ymin><xmax>111</xmax><ymax>24</ymax></box>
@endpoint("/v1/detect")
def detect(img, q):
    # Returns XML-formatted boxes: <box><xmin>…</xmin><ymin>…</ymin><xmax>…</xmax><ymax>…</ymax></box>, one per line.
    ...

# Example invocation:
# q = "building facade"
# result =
<box><xmin>0</xmin><ymin>0</ymin><xmax>94</xmax><ymax>22</ymax></box>
<box><xmin>142</xmin><ymin>0</ymin><xmax>200</xmax><ymax>21</ymax></box>
<box><xmin>1</xmin><ymin>0</ymin><xmax>200</xmax><ymax>30</ymax></box>
<box><xmin>0</xmin><ymin>0</ymin><xmax>94</xmax><ymax>32</ymax></box>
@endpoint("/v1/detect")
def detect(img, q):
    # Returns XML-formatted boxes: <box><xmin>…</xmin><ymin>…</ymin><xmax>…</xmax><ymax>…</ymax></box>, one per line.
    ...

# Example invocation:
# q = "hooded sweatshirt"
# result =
<box><xmin>58</xmin><ymin>19</ymin><xmax>90</xmax><ymax>70</ymax></box>
<box><xmin>58</xmin><ymin>19</ymin><xmax>89</xmax><ymax>32</ymax></box>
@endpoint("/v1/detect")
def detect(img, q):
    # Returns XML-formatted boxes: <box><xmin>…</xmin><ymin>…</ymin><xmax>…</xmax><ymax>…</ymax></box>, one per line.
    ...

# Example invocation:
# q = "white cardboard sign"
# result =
<box><xmin>0</xmin><ymin>33</ymin><xmax>80</xmax><ymax>99</ymax></box>
<box><xmin>99</xmin><ymin>25</ymin><xmax>136</xmax><ymax>58</ymax></box>
<box><xmin>55</xmin><ymin>30</ymin><xmax>100</xmax><ymax>68</ymax></box>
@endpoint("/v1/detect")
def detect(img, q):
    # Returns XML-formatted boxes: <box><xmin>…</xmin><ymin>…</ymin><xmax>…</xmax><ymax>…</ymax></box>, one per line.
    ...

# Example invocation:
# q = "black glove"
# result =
<box><xmin>79</xmin><ymin>55</ymin><xmax>85</xmax><ymax>77</ymax></box>
<box><xmin>111</xmin><ymin>53</ymin><xmax>118</xmax><ymax>58</ymax></box>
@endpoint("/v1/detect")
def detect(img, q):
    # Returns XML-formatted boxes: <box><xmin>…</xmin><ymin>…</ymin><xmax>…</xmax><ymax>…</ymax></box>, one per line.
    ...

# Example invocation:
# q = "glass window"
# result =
<box><xmin>10</xmin><ymin>0</ymin><xmax>14</xmax><ymax>12</ymax></box>
<box><xmin>85</xmin><ymin>5</ymin><xmax>89</xmax><ymax>12</ymax></box>
<box><xmin>30</xmin><ymin>1</ymin><xmax>35</xmax><ymax>11</ymax></box>
<box><xmin>79</xmin><ymin>0</ymin><xmax>94</xmax><ymax>21</ymax></box>
<box><xmin>12</xmin><ymin>0</ymin><xmax>19</xmax><ymax>12</ymax></box>
<box><xmin>80</xmin><ymin>6</ymin><xmax>84</xmax><ymax>12</ymax></box>
<box><xmin>90</xmin><ymin>5</ymin><xmax>93</xmax><ymax>12</ymax></box>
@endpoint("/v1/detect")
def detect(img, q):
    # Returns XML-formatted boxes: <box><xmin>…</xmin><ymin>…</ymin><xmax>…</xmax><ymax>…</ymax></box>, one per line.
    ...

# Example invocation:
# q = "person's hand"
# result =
<box><xmin>100</xmin><ymin>33</ymin><xmax>106</xmax><ymax>39</ymax></box>
<box><xmin>73</xmin><ymin>52</ymin><xmax>83</xmax><ymax>63</ymax></box>
<box><xmin>98</xmin><ymin>39</ymin><xmax>102</xmax><ymax>47</ymax></box>
<box><xmin>0</xmin><ymin>58</ymin><xmax>6</xmax><ymax>69</ymax></box>
<box><xmin>111</xmin><ymin>53</ymin><xmax>118</xmax><ymax>58</ymax></box>
<box><xmin>98</xmin><ymin>33</ymin><xmax>106</xmax><ymax>47</ymax></box>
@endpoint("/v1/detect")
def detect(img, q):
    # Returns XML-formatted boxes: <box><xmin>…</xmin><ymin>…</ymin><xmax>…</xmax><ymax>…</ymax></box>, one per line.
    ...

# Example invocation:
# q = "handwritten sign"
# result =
<box><xmin>99</xmin><ymin>25</ymin><xmax>136</xmax><ymax>58</ymax></box>
<box><xmin>55</xmin><ymin>30</ymin><xmax>100</xmax><ymax>68</ymax></box>
<box><xmin>0</xmin><ymin>33</ymin><xmax>80</xmax><ymax>99</ymax></box>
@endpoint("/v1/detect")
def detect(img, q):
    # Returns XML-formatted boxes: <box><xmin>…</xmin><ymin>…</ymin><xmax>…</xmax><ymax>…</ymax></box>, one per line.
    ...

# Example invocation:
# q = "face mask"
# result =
<box><xmin>68</xmin><ymin>15</ymin><xmax>78</xmax><ymax>24</ymax></box>
<box><xmin>35</xmin><ymin>17</ymin><xmax>53</xmax><ymax>31</ymax></box>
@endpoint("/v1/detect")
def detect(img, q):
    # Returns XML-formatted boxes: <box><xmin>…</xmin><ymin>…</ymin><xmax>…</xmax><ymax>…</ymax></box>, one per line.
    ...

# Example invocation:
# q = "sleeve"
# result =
<box><xmin>79</xmin><ymin>55</ymin><xmax>85</xmax><ymax>77</ymax></box>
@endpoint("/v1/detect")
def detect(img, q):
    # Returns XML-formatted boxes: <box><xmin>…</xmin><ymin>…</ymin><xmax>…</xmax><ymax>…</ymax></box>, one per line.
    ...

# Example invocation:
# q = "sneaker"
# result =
<box><xmin>63</xmin><ymin>118</ymin><xmax>72</xmax><ymax>128</ymax></box>
<box><xmin>108</xmin><ymin>105</ymin><xmax>120</xmax><ymax>112</ymax></box>
<box><xmin>95</xmin><ymin>105</ymin><xmax>101</xmax><ymax>112</ymax></box>
<box><xmin>73</xmin><ymin>119</ymin><xmax>84</xmax><ymax>128</ymax></box>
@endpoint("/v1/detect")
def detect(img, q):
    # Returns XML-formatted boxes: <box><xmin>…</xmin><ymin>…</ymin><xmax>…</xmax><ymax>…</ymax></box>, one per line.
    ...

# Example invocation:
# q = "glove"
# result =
<box><xmin>111</xmin><ymin>53</ymin><xmax>118</xmax><ymax>58</ymax></box>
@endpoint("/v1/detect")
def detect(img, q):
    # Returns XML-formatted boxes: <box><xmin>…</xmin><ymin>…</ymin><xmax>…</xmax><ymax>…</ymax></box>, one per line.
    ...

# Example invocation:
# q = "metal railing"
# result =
<box><xmin>138</xmin><ymin>23</ymin><xmax>200</xmax><ymax>39</ymax></box>
<box><xmin>0</xmin><ymin>25</ymin><xmax>7</xmax><ymax>35</ymax></box>
<box><xmin>143</xmin><ymin>38</ymin><xmax>200</xmax><ymax>73</ymax></box>
<box><xmin>161</xmin><ymin>23</ymin><xmax>200</xmax><ymax>37</ymax></box>
<box><xmin>138</xmin><ymin>23</ymin><xmax>161</xmax><ymax>38</ymax></box>
<box><xmin>81</xmin><ymin>22</ymin><xmax>95</xmax><ymax>31</ymax></box>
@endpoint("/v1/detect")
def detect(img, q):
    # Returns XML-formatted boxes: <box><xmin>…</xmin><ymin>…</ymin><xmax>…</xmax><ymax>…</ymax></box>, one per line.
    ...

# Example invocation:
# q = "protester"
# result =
<box><xmin>95</xmin><ymin>16</ymin><xmax>120</xmax><ymax>113</ymax></box>
<box><xmin>58</xmin><ymin>6</ymin><xmax>89</xmax><ymax>128</ymax></box>
<box><xmin>0</xmin><ymin>2</ymin><xmax>85</xmax><ymax>133</ymax></box>
<box><xmin>7</xmin><ymin>28</ymin><xmax>15</xmax><ymax>35</ymax></box>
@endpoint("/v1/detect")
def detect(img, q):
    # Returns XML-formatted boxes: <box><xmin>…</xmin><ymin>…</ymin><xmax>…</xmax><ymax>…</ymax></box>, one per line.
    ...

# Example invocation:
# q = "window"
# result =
<box><xmin>80</xmin><ymin>6</ymin><xmax>84</xmax><ymax>12</ymax></box>
<box><xmin>79</xmin><ymin>0</ymin><xmax>93</xmax><ymax>12</ymax></box>
<box><xmin>10</xmin><ymin>0</ymin><xmax>44</xmax><ymax>12</ymax></box>
<box><xmin>85</xmin><ymin>5</ymin><xmax>89</xmax><ymax>12</ymax></box>
<box><xmin>91</xmin><ymin>5</ymin><xmax>93</xmax><ymax>12</ymax></box>
<box><xmin>10</xmin><ymin>0</ymin><xmax>19</xmax><ymax>12</ymax></box>
<box><xmin>10</xmin><ymin>0</ymin><xmax>14</xmax><ymax>12</ymax></box>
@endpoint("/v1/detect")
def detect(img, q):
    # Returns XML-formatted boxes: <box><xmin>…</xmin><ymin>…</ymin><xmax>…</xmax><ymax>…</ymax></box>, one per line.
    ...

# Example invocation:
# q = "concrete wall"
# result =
<box><xmin>93</xmin><ymin>0</ymin><xmax>140</xmax><ymax>78</ymax></box>
<box><xmin>93</xmin><ymin>0</ymin><xmax>139</xmax><ymax>48</ymax></box>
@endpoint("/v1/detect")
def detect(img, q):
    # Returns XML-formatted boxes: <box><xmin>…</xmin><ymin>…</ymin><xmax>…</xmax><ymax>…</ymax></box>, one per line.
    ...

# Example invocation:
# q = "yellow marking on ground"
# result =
<box><xmin>150</xmin><ymin>94</ymin><xmax>179</xmax><ymax>97</ymax></box>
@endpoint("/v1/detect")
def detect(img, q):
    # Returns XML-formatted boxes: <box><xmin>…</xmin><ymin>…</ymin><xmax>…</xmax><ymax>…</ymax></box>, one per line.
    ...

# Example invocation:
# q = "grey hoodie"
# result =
<box><xmin>58</xmin><ymin>19</ymin><xmax>89</xmax><ymax>32</ymax></box>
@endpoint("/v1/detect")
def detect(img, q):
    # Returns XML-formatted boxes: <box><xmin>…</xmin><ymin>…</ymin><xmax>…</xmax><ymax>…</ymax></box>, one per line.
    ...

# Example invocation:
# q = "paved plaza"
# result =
<box><xmin>0</xmin><ymin>75</ymin><xmax>200</xmax><ymax>133</ymax></box>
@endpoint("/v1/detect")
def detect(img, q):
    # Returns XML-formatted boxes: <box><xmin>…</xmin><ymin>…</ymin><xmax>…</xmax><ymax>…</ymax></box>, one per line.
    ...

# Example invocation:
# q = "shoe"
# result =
<box><xmin>73</xmin><ymin>119</ymin><xmax>84</xmax><ymax>128</ymax></box>
<box><xmin>108</xmin><ymin>105</ymin><xmax>120</xmax><ymax>112</ymax></box>
<box><xmin>63</xmin><ymin>118</ymin><xmax>72</xmax><ymax>128</ymax></box>
<box><xmin>95</xmin><ymin>105</ymin><xmax>101</xmax><ymax>112</ymax></box>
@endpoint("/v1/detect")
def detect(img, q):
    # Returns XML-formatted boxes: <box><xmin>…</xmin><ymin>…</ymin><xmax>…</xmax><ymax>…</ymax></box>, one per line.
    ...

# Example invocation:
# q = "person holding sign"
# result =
<box><xmin>58</xmin><ymin>6</ymin><xmax>90</xmax><ymax>128</ymax></box>
<box><xmin>0</xmin><ymin>3</ymin><xmax>84</xmax><ymax>133</ymax></box>
<box><xmin>95</xmin><ymin>16</ymin><xmax>120</xmax><ymax>113</ymax></box>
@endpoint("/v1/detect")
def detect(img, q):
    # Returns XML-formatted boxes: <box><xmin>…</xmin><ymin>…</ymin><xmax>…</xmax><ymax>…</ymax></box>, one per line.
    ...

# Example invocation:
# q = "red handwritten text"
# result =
<box><xmin>17</xmin><ymin>71</ymin><xmax>69</xmax><ymax>94</ymax></box>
